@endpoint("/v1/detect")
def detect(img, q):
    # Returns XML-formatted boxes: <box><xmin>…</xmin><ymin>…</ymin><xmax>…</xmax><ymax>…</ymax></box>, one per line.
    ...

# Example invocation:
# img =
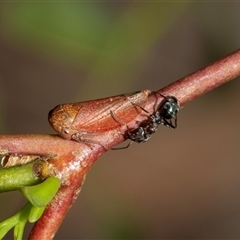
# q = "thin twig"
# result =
<box><xmin>0</xmin><ymin>49</ymin><xmax>239</xmax><ymax>239</ymax></box>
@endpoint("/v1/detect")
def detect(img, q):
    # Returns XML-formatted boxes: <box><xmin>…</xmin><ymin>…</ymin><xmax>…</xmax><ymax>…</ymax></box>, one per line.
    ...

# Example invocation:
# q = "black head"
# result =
<box><xmin>159</xmin><ymin>96</ymin><xmax>180</xmax><ymax>120</ymax></box>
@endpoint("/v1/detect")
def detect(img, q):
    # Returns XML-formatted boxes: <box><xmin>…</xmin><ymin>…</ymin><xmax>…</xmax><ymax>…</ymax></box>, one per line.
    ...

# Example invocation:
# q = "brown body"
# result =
<box><xmin>48</xmin><ymin>90</ymin><xmax>151</xmax><ymax>143</ymax></box>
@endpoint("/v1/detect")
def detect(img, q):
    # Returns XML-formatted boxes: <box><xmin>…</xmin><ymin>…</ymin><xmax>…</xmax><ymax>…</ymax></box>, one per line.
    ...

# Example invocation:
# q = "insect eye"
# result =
<box><xmin>62</xmin><ymin>128</ymin><xmax>70</xmax><ymax>136</ymax></box>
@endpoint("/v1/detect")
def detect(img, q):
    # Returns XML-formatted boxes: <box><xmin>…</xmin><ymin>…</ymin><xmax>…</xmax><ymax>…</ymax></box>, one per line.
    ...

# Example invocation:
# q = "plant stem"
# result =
<box><xmin>160</xmin><ymin>48</ymin><xmax>240</xmax><ymax>105</ymax></box>
<box><xmin>0</xmin><ymin>49</ymin><xmax>239</xmax><ymax>239</ymax></box>
<box><xmin>0</xmin><ymin>160</ymin><xmax>45</xmax><ymax>192</ymax></box>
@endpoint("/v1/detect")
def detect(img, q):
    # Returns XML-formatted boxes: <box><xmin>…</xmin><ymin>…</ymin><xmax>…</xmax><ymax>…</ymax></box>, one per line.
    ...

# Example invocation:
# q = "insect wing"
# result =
<box><xmin>71</xmin><ymin>90</ymin><xmax>150</xmax><ymax>132</ymax></box>
<box><xmin>48</xmin><ymin>90</ymin><xmax>151</xmax><ymax>138</ymax></box>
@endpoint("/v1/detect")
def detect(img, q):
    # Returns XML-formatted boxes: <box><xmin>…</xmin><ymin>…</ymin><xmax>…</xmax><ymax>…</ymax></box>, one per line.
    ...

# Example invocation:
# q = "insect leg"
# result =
<box><xmin>110</xmin><ymin>110</ymin><xmax>134</xmax><ymax>150</ymax></box>
<box><xmin>71</xmin><ymin>133</ymin><xmax>108</xmax><ymax>151</ymax></box>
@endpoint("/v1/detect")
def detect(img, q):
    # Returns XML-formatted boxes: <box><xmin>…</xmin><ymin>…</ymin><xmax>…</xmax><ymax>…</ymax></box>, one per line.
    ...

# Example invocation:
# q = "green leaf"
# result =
<box><xmin>20</xmin><ymin>177</ymin><xmax>60</xmax><ymax>207</ymax></box>
<box><xmin>0</xmin><ymin>177</ymin><xmax>61</xmax><ymax>239</ymax></box>
<box><xmin>28</xmin><ymin>206</ymin><xmax>45</xmax><ymax>223</ymax></box>
<box><xmin>0</xmin><ymin>202</ymin><xmax>31</xmax><ymax>240</ymax></box>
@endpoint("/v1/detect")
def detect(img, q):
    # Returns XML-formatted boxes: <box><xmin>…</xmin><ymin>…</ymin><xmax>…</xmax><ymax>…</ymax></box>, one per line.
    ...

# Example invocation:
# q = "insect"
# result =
<box><xmin>154</xmin><ymin>94</ymin><xmax>179</xmax><ymax>129</ymax></box>
<box><xmin>48</xmin><ymin>90</ymin><xmax>151</xmax><ymax>148</ymax></box>
<box><xmin>112</xmin><ymin>94</ymin><xmax>180</xmax><ymax>149</ymax></box>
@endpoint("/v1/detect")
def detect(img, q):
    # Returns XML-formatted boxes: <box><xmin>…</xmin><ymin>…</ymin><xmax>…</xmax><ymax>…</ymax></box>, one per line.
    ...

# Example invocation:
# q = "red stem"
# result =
<box><xmin>160</xmin><ymin>49</ymin><xmax>240</xmax><ymax>105</ymax></box>
<box><xmin>0</xmin><ymin>49</ymin><xmax>239</xmax><ymax>239</ymax></box>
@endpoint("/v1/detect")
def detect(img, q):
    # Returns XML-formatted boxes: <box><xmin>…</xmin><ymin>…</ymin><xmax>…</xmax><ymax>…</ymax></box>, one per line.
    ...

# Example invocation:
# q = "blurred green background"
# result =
<box><xmin>0</xmin><ymin>2</ymin><xmax>240</xmax><ymax>239</ymax></box>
